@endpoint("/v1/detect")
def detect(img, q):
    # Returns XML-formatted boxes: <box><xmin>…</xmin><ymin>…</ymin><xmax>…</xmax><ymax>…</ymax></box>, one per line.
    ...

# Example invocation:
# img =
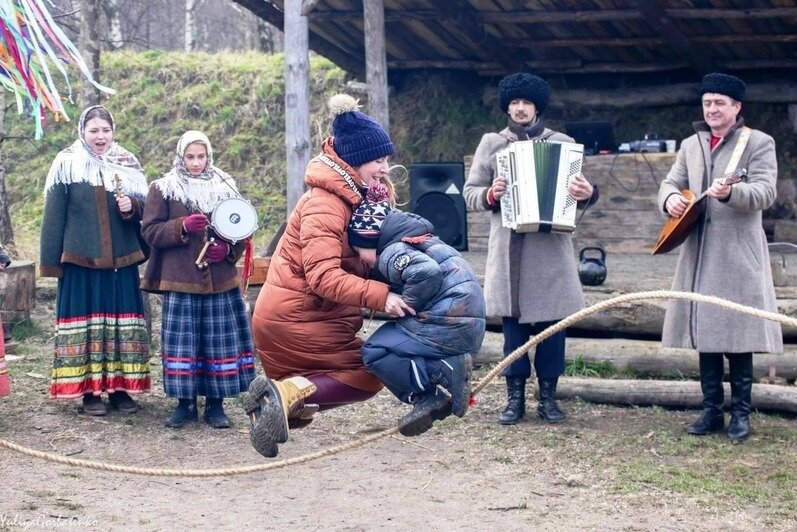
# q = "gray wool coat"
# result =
<box><xmin>463</xmin><ymin>126</ymin><xmax>586</xmax><ymax>323</ymax></box>
<box><xmin>657</xmin><ymin>118</ymin><xmax>783</xmax><ymax>354</ymax></box>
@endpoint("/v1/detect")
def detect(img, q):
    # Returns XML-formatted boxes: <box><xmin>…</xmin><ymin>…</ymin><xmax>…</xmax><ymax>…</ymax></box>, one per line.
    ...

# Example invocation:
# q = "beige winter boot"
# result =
<box><xmin>244</xmin><ymin>375</ymin><xmax>317</xmax><ymax>458</ymax></box>
<box><xmin>271</xmin><ymin>376</ymin><xmax>318</xmax><ymax>431</ymax></box>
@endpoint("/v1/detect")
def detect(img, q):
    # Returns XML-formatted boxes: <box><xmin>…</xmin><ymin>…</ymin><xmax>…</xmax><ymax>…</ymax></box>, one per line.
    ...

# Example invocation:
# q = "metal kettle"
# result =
<box><xmin>578</xmin><ymin>246</ymin><xmax>607</xmax><ymax>286</ymax></box>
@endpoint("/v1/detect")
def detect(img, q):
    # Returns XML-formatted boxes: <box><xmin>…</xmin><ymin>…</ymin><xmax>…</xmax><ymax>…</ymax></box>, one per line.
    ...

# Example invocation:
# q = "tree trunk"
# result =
<box><xmin>0</xmin><ymin>91</ymin><xmax>15</xmax><ymax>255</ymax></box>
<box><xmin>78</xmin><ymin>0</ymin><xmax>101</xmax><ymax>109</ymax></box>
<box><xmin>105</xmin><ymin>0</ymin><xmax>124</xmax><ymax>50</ymax></box>
<box><xmin>556</xmin><ymin>377</ymin><xmax>797</xmax><ymax>414</ymax></box>
<box><xmin>284</xmin><ymin>0</ymin><xmax>310</xmax><ymax>216</ymax></box>
<box><xmin>185</xmin><ymin>0</ymin><xmax>196</xmax><ymax>52</ymax></box>
<box><xmin>363</xmin><ymin>0</ymin><xmax>389</xmax><ymax>131</ymax></box>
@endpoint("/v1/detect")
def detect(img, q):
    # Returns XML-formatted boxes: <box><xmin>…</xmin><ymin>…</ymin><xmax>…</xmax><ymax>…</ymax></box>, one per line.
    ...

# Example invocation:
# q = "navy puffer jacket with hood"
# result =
<box><xmin>376</xmin><ymin>211</ymin><xmax>486</xmax><ymax>356</ymax></box>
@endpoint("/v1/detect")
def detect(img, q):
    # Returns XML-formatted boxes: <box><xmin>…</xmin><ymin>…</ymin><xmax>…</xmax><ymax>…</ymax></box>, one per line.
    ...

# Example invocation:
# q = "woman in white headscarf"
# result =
<box><xmin>141</xmin><ymin>131</ymin><xmax>255</xmax><ymax>429</ymax></box>
<box><xmin>40</xmin><ymin>105</ymin><xmax>150</xmax><ymax>416</ymax></box>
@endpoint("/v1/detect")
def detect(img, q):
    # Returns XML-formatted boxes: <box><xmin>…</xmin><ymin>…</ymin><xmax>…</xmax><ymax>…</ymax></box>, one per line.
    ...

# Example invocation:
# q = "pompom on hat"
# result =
<box><xmin>498</xmin><ymin>73</ymin><xmax>551</xmax><ymax>115</ymax></box>
<box><xmin>347</xmin><ymin>181</ymin><xmax>392</xmax><ymax>249</ymax></box>
<box><xmin>699</xmin><ymin>73</ymin><xmax>746</xmax><ymax>102</ymax></box>
<box><xmin>329</xmin><ymin>93</ymin><xmax>395</xmax><ymax>167</ymax></box>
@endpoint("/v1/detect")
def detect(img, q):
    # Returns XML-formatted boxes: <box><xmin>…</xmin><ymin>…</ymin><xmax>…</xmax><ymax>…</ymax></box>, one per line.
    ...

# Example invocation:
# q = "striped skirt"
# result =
<box><xmin>50</xmin><ymin>264</ymin><xmax>150</xmax><ymax>399</ymax></box>
<box><xmin>161</xmin><ymin>289</ymin><xmax>255</xmax><ymax>399</ymax></box>
<box><xmin>0</xmin><ymin>316</ymin><xmax>9</xmax><ymax>397</ymax></box>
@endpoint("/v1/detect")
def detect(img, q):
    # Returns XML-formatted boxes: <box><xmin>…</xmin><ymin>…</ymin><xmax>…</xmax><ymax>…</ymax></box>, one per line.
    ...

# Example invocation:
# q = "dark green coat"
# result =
<box><xmin>40</xmin><ymin>182</ymin><xmax>146</xmax><ymax>278</ymax></box>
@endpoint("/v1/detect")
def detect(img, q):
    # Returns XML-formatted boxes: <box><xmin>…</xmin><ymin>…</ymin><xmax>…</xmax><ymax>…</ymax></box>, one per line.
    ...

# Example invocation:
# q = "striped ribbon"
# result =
<box><xmin>0</xmin><ymin>0</ymin><xmax>115</xmax><ymax>138</ymax></box>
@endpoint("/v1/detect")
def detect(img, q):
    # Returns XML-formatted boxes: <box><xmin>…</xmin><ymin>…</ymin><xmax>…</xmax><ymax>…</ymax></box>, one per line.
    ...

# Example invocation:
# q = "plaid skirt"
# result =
<box><xmin>50</xmin><ymin>264</ymin><xmax>151</xmax><ymax>399</ymax></box>
<box><xmin>161</xmin><ymin>289</ymin><xmax>255</xmax><ymax>399</ymax></box>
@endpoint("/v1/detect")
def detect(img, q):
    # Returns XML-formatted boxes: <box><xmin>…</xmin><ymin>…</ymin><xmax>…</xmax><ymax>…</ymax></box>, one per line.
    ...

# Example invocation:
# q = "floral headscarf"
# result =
<box><xmin>44</xmin><ymin>105</ymin><xmax>148</xmax><ymax>199</ymax></box>
<box><xmin>152</xmin><ymin>130</ymin><xmax>239</xmax><ymax>214</ymax></box>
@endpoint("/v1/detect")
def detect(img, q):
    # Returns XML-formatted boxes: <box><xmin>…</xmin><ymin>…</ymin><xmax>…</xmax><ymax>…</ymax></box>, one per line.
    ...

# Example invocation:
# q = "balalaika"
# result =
<box><xmin>496</xmin><ymin>140</ymin><xmax>584</xmax><ymax>233</ymax></box>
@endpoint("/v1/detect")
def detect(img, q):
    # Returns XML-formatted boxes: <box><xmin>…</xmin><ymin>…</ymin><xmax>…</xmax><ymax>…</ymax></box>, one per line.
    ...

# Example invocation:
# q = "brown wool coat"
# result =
<box><xmin>463</xmin><ymin>127</ymin><xmax>586</xmax><ymax>323</ymax></box>
<box><xmin>657</xmin><ymin>118</ymin><xmax>783</xmax><ymax>354</ymax></box>
<box><xmin>252</xmin><ymin>140</ymin><xmax>390</xmax><ymax>392</ymax></box>
<box><xmin>140</xmin><ymin>184</ymin><xmax>245</xmax><ymax>295</ymax></box>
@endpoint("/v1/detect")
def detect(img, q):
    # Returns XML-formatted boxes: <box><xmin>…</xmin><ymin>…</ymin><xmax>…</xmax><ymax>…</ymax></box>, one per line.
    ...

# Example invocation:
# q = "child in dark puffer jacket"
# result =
<box><xmin>348</xmin><ymin>183</ymin><xmax>486</xmax><ymax>436</ymax></box>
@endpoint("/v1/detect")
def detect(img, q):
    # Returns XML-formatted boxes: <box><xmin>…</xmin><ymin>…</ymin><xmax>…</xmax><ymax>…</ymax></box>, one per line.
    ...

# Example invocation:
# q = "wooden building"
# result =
<box><xmin>232</xmin><ymin>0</ymin><xmax>797</xmax><ymax>214</ymax></box>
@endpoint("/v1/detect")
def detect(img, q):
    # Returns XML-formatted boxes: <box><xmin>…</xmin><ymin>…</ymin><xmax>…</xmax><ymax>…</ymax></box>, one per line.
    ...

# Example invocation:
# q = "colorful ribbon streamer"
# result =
<box><xmin>0</xmin><ymin>0</ymin><xmax>115</xmax><ymax>138</ymax></box>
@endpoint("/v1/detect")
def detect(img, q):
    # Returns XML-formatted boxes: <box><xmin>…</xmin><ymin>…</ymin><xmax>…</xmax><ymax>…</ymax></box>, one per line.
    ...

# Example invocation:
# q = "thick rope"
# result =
<box><xmin>0</xmin><ymin>290</ymin><xmax>793</xmax><ymax>477</ymax></box>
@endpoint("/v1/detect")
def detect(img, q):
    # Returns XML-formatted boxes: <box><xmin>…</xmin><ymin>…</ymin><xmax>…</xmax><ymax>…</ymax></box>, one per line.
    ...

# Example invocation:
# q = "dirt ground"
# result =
<box><xmin>1</xmin><ymin>282</ymin><xmax>796</xmax><ymax>531</ymax></box>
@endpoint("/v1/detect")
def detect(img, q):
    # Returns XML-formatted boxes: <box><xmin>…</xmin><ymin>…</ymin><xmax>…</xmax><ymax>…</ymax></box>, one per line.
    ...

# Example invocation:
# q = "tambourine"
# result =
<box><xmin>211</xmin><ymin>197</ymin><xmax>258</xmax><ymax>244</ymax></box>
<box><xmin>196</xmin><ymin>197</ymin><xmax>259</xmax><ymax>268</ymax></box>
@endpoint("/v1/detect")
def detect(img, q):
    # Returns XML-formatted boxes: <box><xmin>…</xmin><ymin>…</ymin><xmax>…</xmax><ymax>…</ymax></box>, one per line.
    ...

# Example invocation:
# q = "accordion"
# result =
<box><xmin>496</xmin><ymin>140</ymin><xmax>584</xmax><ymax>233</ymax></box>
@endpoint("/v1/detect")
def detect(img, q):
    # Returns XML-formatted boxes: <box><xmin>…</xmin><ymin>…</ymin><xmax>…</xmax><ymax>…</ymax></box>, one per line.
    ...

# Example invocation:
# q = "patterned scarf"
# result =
<box><xmin>43</xmin><ymin>106</ymin><xmax>148</xmax><ymax>198</ymax></box>
<box><xmin>507</xmin><ymin>117</ymin><xmax>545</xmax><ymax>140</ymax></box>
<box><xmin>153</xmin><ymin>130</ymin><xmax>239</xmax><ymax>214</ymax></box>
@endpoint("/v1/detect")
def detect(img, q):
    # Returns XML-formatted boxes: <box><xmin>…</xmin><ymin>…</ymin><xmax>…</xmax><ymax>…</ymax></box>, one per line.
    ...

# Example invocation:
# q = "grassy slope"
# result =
<box><xmin>2</xmin><ymin>52</ymin><xmax>495</xmax><ymax>261</ymax></box>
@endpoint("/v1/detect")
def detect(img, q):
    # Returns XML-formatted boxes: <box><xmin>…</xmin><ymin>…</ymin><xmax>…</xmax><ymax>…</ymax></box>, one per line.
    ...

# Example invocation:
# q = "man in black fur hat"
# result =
<box><xmin>658</xmin><ymin>73</ymin><xmax>782</xmax><ymax>443</ymax></box>
<box><xmin>463</xmin><ymin>73</ymin><xmax>598</xmax><ymax>426</ymax></box>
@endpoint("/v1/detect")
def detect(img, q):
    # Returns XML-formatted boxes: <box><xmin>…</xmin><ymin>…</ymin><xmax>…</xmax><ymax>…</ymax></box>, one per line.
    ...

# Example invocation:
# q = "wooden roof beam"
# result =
<box><xmin>504</xmin><ymin>37</ymin><xmax>665</xmax><ymax>48</ymax></box>
<box><xmin>388</xmin><ymin>59</ymin><xmax>691</xmax><ymax>74</ymax></box>
<box><xmin>669</xmin><ymin>7</ymin><xmax>797</xmax><ymax>19</ymax></box>
<box><xmin>430</xmin><ymin>0</ymin><xmax>524</xmax><ymax>72</ymax></box>
<box><xmin>310</xmin><ymin>7</ymin><xmax>797</xmax><ymax>23</ymax></box>
<box><xmin>630</xmin><ymin>0</ymin><xmax>712</xmax><ymax>73</ymax></box>
<box><xmin>230</xmin><ymin>0</ymin><xmax>364</xmax><ymax>76</ymax></box>
<box><xmin>312</xmin><ymin>9</ymin><xmax>643</xmax><ymax>23</ymax></box>
<box><xmin>504</xmin><ymin>34</ymin><xmax>797</xmax><ymax>48</ymax></box>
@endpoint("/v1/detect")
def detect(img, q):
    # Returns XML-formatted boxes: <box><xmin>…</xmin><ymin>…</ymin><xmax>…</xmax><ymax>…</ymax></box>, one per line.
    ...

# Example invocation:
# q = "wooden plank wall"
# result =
<box><xmin>464</xmin><ymin>153</ymin><xmax>676</xmax><ymax>254</ymax></box>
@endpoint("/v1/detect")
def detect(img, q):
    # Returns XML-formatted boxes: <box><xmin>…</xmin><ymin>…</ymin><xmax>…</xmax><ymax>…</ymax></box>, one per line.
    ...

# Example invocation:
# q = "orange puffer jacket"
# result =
<box><xmin>252</xmin><ymin>139</ymin><xmax>389</xmax><ymax>392</ymax></box>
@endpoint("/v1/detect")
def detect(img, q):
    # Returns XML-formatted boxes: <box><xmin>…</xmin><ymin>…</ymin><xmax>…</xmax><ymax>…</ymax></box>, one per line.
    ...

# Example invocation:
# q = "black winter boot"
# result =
<box><xmin>204</xmin><ymin>398</ymin><xmax>231</xmax><ymax>428</ymax></box>
<box><xmin>537</xmin><ymin>378</ymin><xmax>566</xmax><ymax>423</ymax></box>
<box><xmin>398</xmin><ymin>388</ymin><xmax>451</xmax><ymax>437</ymax></box>
<box><xmin>498</xmin><ymin>377</ymin><xmax>526</xmax><ymax>425</ymax></box>
<box><xmin>727</xmin><ymin>354</ymin><xmax>753</xmax><ymax>442</ymax></box>
<box><xmin>687</xmin><ymin>353</ymin><xmax>726</xmax><ymax>435</ymax></box>
<box><xmin>166</xmin><ymin>398</ymin><xmax>198</xmax><ymax>428</ymax></box>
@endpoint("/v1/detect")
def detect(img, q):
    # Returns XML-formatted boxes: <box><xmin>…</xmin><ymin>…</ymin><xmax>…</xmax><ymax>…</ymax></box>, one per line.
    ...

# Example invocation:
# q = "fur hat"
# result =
<box><xmin>347</xmin><ymin>182</ymin><xmax>392</xmax><ymax>249</ymax></box>
<box><xmin>498</xmin><ymin>73</ymin><xmax>551</xmax><ymax>115</ymax></box>
<box><xmin>329</xmin><ymin>94</ymin><xmax>395</xmax><ymax>167</ymax></box>
<box><xmin>699</xmin><ymin>73</ymin><xmax>746</xmax><ymax>102</ymax></box>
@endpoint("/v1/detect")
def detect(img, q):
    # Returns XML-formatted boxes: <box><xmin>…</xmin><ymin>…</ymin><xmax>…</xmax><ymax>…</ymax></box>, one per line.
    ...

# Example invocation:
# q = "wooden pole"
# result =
<box><xmin>284</xmin><ymin>0</ymin><xmax>311</xmax><ymax>216</ymax></box>
<box><xmin>363</xmin><ymin>0</ymin><xmax>389</xmax><ymax>132</ymax></box>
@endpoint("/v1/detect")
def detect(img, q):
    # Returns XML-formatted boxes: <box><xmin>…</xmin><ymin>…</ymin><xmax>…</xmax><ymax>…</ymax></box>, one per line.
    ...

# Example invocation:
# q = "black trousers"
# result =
<box><xmin>501</xmin><ymin>317</ymin><xmax>566</xmax><ymax>381</ymax></box>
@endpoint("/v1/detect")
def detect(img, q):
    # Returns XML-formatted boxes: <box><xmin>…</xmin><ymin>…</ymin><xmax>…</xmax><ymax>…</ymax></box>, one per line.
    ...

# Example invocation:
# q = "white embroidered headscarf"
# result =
<box><xmin>152</xmin><ymin>130</ymin><xmax>239</xmax><ymax>214</ymax></box>
<box><xmin>43</xmin><ymin>105</ymin><xmax>149</xmax><ymax>199</ymax></box>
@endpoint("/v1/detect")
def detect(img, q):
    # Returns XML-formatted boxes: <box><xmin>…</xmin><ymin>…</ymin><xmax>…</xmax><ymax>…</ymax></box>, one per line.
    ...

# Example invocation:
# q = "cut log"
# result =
<box><xmin>556</xmin><ymin>377</ymin><xmax>797</xmax><ymax>414</ymax></box>
<box><xmin>0</xmin><ymin>260</ymin><xmax>35</xmax><ymax>323</ymax></box>
<box><xmin>473</xmin><ymin>333</ymin><xmax>797</xmax><ymax>380</ymax></box>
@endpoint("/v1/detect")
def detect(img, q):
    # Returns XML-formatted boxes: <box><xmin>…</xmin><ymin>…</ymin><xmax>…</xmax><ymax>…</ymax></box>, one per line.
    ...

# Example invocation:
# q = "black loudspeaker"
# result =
<box><xmin>409</xmin><ymin>162</ymin><xmax>468</xmax><ymax>251</ymax></box>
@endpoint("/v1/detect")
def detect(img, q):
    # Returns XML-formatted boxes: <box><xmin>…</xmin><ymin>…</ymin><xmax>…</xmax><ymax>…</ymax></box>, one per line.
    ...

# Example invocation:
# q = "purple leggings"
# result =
<box><xmin>307</xmin><ymin>374</ymin><xmax>378</xmax><ymax>411</ymax></box>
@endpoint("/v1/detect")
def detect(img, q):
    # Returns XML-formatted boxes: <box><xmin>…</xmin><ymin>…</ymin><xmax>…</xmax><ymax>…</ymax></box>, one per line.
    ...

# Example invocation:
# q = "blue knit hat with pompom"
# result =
<box><xmin>329</xmin><ymin>94</ymin><xmax>395</xmax><ymax>167</ymax></box>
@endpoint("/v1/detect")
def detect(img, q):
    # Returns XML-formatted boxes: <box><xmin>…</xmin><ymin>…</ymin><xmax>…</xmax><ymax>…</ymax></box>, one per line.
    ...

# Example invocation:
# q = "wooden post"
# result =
<box><xmin>363</xmin><ymin>0</ymin><xmax>389</xmax><ymax>132</ymax></box>
<box><xmin>284</xmin><ymin>0</ymin><xmax>311</xmax><ymax>216</ymax></box>
<box><xmin>0</xmin><ymin>261</ymin><xmax>35</xmax><ymax>324</ymax></box>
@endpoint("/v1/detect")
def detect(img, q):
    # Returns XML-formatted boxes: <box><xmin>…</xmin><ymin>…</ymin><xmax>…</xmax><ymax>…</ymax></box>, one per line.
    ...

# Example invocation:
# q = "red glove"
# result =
<box><xmin>183</xmin><ymin>213</ymin><xmax>208</xmax><ymax>234</ymax></box>
<box><xmin>205</xmin><ymin>241</ymin><xmax>230</xmax><ymax>263</ymax></box>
